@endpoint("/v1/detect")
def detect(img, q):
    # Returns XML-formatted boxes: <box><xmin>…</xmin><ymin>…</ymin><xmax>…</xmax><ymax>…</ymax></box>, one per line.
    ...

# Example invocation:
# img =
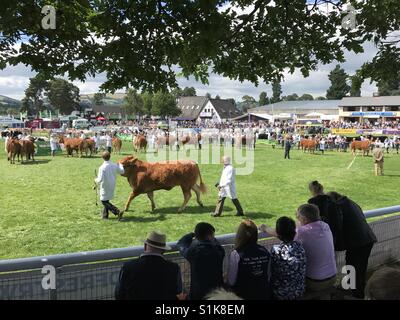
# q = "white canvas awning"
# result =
<box><xmin>274</xmin><ymin>113</ymin><xmax>293</xmax><ymax>119</ymax></box>
<box><xmin>251</xmin><ymin>113</ymin><xmax>273</xmax><ymax>120</ymax></box>
<box><xmin>305</xmin><ymin>112</ymin><xmax>324</xmax><ymax>118</ymax></box>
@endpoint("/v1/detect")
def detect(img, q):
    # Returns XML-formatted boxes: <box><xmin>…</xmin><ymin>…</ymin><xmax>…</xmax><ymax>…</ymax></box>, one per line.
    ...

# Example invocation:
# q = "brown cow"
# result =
<box><xmin>118</xmin><ymin>156</ymin><xmax>207</xmax><ymax>219</ymax></box>
<box><xmin>19</xmin><ymin>139</ymin><xmax>35</xmax><ymax>162</ymax></box>
<box><xmin>112</xmin><ymin>137</ymin><xmax>122</xmax><ymax>154</ymax></box>
<box><xmin>133</xmin><ymin>134</ymin><xmax>147</xmax><ymax>153</ymax></box>
<box><xmin>81</xmin><ymin>138</ymin><xmax>95</xmax><ymax>157</ymax></box>
<box><xmin>7</xmin><ymin>137</ymin><xmax>21</xmax><ymax>164</ymax></box>
<box><xmin>59</xmin><ymin>136</ymin><xmax>84</xmax><ymax>157</ymax></box>
<box><xmin>300</xmin><ymin>138</ymin><xmax>318</xmax><ymax>153</ymax></box>
<box><xmin>351</xmin><ymin>139</ymin><xmax>371</xmax><ymax>156</ymax></box>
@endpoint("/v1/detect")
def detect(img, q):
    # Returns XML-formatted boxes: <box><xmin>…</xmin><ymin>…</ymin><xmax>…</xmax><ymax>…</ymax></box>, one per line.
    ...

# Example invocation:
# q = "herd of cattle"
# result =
<box><xmin>299</xmin><ymin>137</ymin><xmax>373</xmax><ymax>156</ymax></box>
<box><xmin>5</xmin><ymin>136</ymin><xmax>35</xmax><ymax>164</ymax></box>
<box><xmin>4</xmin><ymin>128</ymin><xmax>385</xmax><ymax>165</ymax></box>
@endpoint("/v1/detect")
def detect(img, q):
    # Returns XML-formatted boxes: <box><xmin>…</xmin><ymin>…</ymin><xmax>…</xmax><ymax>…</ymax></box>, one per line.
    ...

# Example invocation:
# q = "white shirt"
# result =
<box><xmin>95</xmin><ymin>161</ymin><xmax>124</xmax><ymax>201</ymax></box>
<box><xmin>50</xmin><ymin>137</ymin><xmax>58</xmax><ymax>151</ymax></box>
<box><xmin>105</xmin><ymin>135</ymin><xmax>112</xmax><ymax>147</ymax></box>
<box><xmin>219</xmin><ymin>164</ymin><xmax>237</xmax><ymax>199</ymax></box>
<box><xmin>4</xmin><ymin>136</ymin><xmax>9</xmax><ymax>152</ymax></box>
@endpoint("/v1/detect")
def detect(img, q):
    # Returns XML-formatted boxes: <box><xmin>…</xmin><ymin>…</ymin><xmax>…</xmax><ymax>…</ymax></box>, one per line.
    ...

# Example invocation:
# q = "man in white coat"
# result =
<box><xmin>49</xmin><ymin>134</ymin><xmax>58</xmax><ymax>157</ymax></box>
<box><xmin>212</xmin><ymin>156</ymin><xmax>244</xmax><ymax>217</ymax></box>
<box><xmin>94</xmin><ymin>151</ymin><xmax>125</xmax><ymax>219</ymax></box>
<box><xmin>105</xmin><ymin>133</ymin><xmax>112</xmax><ymax>153</ymax></box>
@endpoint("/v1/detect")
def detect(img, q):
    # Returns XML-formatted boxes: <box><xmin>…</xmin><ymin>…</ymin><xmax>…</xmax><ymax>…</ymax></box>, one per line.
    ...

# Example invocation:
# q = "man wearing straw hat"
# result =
<box><xmin>212</xmin><ymin>155</ymin><xmax>244</xmax><ymax>217</ymax></box>
<box><xmin>115</xmin><ymin>231</ymin><xmax>183</xmax><ymax>300</ymax></box>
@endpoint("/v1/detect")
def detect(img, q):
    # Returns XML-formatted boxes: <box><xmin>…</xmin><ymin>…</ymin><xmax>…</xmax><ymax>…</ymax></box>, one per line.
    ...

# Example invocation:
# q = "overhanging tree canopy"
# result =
<box><xmin>1</xmin><ymin>1</ymin><xmax>399</xmax><ymax>91</ymax></box>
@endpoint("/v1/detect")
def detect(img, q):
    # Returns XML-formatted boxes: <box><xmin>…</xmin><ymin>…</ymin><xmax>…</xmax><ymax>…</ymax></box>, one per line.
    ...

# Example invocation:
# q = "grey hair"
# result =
<box><xmin>297</xmin><ymin>204</ymin><xmax>321</xmax><ymax>223</ymax></box>
<box><xmin>206</xmin><ymin>288</ymin><xmax>243</xmax><ymax>300</ymax></box>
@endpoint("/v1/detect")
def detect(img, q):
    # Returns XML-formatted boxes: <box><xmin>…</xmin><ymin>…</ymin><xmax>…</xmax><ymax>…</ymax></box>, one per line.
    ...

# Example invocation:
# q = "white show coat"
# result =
<box><xmin>95</xmin><ymin>161</ymin><xmax>124</xmax><ymax>201</ymax></box>
<box><xmin>92</xmin><ymin>136</ymin><xmax>98</xmax><ymax>148</ymax></box>
<box><xmin>105</xmin><ymin>135</ymin><xmax>112</xmax><ymax>148</ymax></box>
<box><xmin>218</xmin><ymin>164</ymin><xmax>237</xmax><ymax>199</ymax></box>
<box><xmin>50</xmin><ymin>137</ymin><xmax>58</xmax><ymax>151</ymax></box>
<box><xmin>4</xmin><ymin>136</ymin><xmax>9</xmax><ymax>152</ymax></box>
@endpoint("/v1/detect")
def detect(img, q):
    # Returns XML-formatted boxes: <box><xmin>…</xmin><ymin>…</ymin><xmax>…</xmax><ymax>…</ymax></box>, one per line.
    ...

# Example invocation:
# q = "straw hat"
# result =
<box><xmin>144</xmin><ymin>231</ymin><xmax>171</xmax><ymax>250</ymax></box>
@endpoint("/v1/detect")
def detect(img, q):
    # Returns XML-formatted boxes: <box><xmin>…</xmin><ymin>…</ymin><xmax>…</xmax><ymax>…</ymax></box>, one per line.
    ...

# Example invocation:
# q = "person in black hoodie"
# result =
<box><xmin>327</xmin><ymin>191</ymin><xmax>377</xmax><ymax>299</ymax></box>
<box><xmin>177</xmin><ymin>222</ymin><xmax>225</xmax><ymax>300</ymax></box>
<box><xmin>227</xmin><ymin>220</ymin><xmax>271</xmax><ymax>299</ymax></box>
<box><xmin>307</xmin><ymin>181</ymin><xmax>345</xmax><ymax>251</ymax></box>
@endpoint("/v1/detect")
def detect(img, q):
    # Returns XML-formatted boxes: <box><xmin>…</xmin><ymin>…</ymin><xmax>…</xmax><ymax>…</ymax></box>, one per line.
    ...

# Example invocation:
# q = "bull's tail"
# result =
<box><xmin>196</xmin><ymin>164</ymin><xmax>207</xmax><ymax>194</ymax></box>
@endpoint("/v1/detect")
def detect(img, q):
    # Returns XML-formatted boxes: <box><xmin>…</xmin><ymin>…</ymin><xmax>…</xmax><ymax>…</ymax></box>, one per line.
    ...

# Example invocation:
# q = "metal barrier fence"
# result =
<box><xmin>0</xmin><ymin>205</ymin><xmax>399</xmax><ymax>300</ymax></box>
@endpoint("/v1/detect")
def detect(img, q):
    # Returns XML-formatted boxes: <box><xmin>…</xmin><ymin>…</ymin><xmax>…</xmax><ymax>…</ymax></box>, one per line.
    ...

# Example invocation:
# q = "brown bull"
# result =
<box><xmin>59</xmin><ymin>136</ymin><xmax>84</xmax><ymax>157</ymax></box>
<box><xmin>133</xmin><ymin>135</ymin><xmax>147</xmax><ymax>152</ymax></box>
<box><xmin>112</xmin><ymin>137</ymin><xmax>122</xmax><ymax>154</ymax></box>
<box><xmin>81</xmin><ymin>138</ymin><xmax>95</xmax><ymax>157</ymax></box>
<box><xmin>351</xmin><ymin>139</ymin><xmax>371</xmax><ymax>156</ymax></box>
<box><xmin>300</xmin><ymin>139</ymin><xmax>318</xmax><ymax>153</ymax></box>
<box><xmin>118</xmin><ymin>156</ymin><xmax>207</xmax><ymax>219</ymax></box>
<box><xmin>7</xmin><ymin>137</ymin><xmax>21</xmax><ymax>164</ymax></box>
<box><xmin>19</xmin><ymin>139</ymin><xmax>35</xmax><ymax>162</ymax></box>
<box><xmin>180</xmin><ymin>134</ymin><xmax>201</xmax><ymax>149</ymax></box>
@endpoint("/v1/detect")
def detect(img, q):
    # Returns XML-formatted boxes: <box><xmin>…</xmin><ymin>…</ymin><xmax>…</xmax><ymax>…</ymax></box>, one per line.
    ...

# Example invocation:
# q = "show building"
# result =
<box><xmin>338</xmin><ymin>96</ymin><xmax>400</xmax><ymax>123</ymax></box>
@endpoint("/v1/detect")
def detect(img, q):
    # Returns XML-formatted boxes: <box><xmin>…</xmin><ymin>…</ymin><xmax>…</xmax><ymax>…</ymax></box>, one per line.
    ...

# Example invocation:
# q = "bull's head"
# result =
<box><xmin>119</xmin><ymin>156</ymin><xmax>139</xmax><ymax>177</ymax></box>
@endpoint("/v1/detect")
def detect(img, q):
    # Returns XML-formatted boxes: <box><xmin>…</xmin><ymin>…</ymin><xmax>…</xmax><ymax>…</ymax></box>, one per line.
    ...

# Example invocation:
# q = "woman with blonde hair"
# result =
<box><xmin>227</xmin><ymin>219</ymin><xmax>271</xmax><ymax>300</ymax></box>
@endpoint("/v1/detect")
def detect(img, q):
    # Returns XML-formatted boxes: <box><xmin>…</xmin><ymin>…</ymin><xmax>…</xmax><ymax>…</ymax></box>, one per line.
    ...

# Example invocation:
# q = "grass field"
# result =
<box><xmin>1</xmin><ymin>140</ymin><xmax>399</xmax><ymax>259</ymax></box>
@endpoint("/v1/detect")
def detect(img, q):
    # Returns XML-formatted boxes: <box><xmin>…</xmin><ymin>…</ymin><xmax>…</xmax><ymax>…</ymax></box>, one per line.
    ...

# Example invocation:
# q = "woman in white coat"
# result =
<box><xmin>212</xmin><ymin>156</ymin><xmax>244</xmax><ymax>217</ymax></box>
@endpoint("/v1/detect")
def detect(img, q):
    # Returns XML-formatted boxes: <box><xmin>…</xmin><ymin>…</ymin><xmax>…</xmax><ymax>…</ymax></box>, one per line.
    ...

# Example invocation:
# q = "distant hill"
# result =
<box><xmin>0</xmin><ymin>95</ymin><xmax>21</xmax><ymax>108</ymax></box>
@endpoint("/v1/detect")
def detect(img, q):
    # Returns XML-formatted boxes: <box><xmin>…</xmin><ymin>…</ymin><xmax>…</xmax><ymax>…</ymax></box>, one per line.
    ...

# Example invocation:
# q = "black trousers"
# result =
<box><xmin>101</xmin><ymin>200</ymin><xmax>120</xmax><ymax>219</ymax></box>
<box><xmin>345</xmin><ymin>242</ymin><xmax>374</xmax><ymax>299</ymax></box>
<box><xmin>214</xmin><ymin>197</ymin><xmax>244</xmax><ymax>216</ymax></box>
<box><xmin>284</xmin><ymin>149</ymin><xmax>290</xmax><ymax>159</ymax></box>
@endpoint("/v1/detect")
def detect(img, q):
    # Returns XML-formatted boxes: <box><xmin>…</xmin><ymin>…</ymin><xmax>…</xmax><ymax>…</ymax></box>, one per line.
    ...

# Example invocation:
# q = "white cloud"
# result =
<box><xmin>0</xmin><ymin>42</ymin><xmax>379</xmax><ymax>101</ymax></box>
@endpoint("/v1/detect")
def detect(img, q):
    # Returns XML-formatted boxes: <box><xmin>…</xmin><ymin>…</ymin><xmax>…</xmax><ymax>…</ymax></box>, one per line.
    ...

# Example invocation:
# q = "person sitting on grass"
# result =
<box><xmin>295</xmin><ymin>204</ymin><xmax>337</xmax><ymax>299</ymax></box>
<box><xmin>177</xmin><ymin>222</ymin><xmax>225</xmax><ymax>300</ymax></box>
<box><xmin>115</xmin><ymin>231</ymin><xmax>183</xmax><ymax>300</ymax></box>
<box><xmin>259</xmin><ymin>217</ymin><xmax>306</xmax><ymax>300</ymax></box>
<box><xmin>227</xmin><ymin>220</ymin><xmax>271</xmax><ymax>300</ymax></box>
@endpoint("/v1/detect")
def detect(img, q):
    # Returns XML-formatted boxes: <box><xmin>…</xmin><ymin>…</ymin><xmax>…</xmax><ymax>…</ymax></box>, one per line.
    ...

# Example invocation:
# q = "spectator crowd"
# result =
<box><xmin>114</xmin><ymin>181</ymin><xmax>400</xmax><ymax>301</ymax></box>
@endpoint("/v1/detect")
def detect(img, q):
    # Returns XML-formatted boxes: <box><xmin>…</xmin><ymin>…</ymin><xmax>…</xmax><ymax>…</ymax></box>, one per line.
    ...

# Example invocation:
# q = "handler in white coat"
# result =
<box><xmin>49</xmin><ymin>134</ymin><xmax>58</xmax><ymax>157</ymax></box>
<box><xmin>212</xmin><ymin>156</ymin><xmax>244</xmax><ymax>217</ymax></box>
<box><xmin>94</xmin><ymin>151</ymin><xmax>125</xmax><ymax>219</ymax></box>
